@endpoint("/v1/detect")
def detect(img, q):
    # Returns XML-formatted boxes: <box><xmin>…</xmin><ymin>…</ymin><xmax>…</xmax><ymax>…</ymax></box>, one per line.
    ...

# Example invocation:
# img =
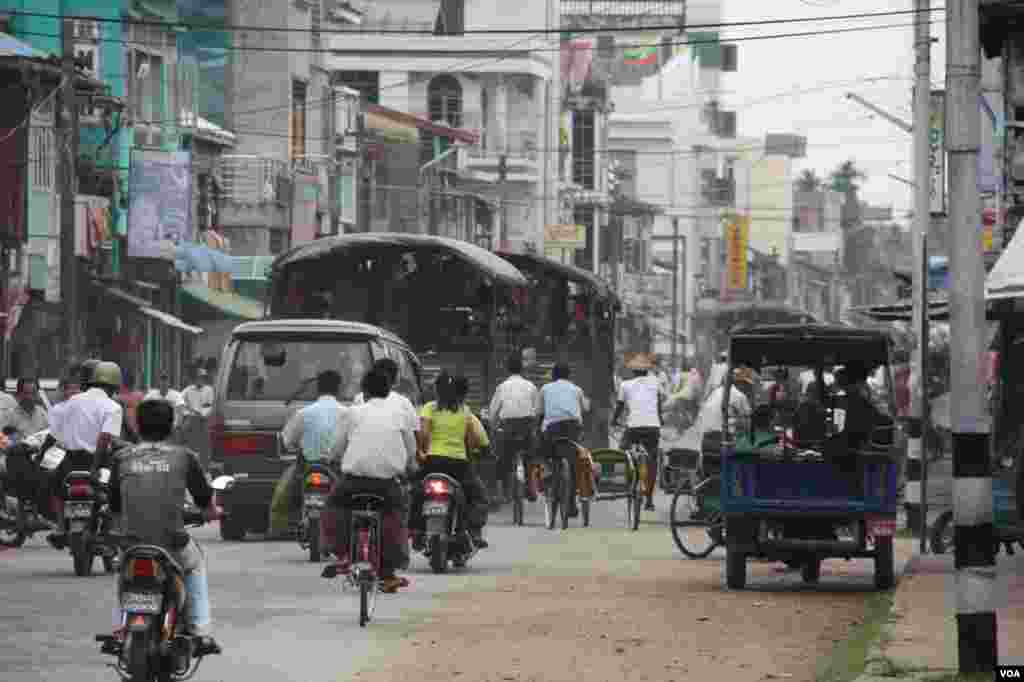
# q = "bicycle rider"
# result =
<box><xmin>488</xmin><ymin>352</ymin><xmax>538</xmax><ymax>502</ymax></box>
<box><xmin>612</xmin><ymin>352</ymin><xmax>667</xmax><ymax>511</ymax></box>
<box><xmin>536</xmin><ymin>362</ymin><xmax>590</xmax><ymax>518</ymax></box>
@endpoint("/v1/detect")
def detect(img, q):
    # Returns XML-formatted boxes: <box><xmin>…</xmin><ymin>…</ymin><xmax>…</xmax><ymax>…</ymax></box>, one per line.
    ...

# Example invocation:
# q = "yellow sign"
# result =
<box><xmin>724</xmin><ymin>214</ymin><xmax>750</xmax><ymax>290</ymax></box>
<box><xmin>983</xmin><ymin>224</ymin><xmax>994</xmax><ymax>253</ymax></box>
<box><xmin>544</xmin><ymin>223</ymin><xmax>585</xmax><ymax>249</ymax></box>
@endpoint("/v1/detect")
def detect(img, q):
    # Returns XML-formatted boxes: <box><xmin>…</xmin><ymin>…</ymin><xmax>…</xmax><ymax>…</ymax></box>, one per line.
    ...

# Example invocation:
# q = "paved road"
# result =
<box><xmin>1</xmin><ymin>485</ymin><xmax>901</xmax><ymax>682</ymax></box>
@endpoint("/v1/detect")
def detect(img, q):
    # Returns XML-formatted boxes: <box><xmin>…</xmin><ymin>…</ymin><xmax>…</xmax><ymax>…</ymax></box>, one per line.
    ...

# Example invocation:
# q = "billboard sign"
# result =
<box><xmin>127</xmin><ymin>149</ymin><xmax>193</xmax><ymax>260</ymax></box>
<box><xmin>724</xmin><ymin>213</ymin><xmax>750</xmax><ymax>290</ymax></box>
<box><xmin>929</xmin><ymin>90</ymin><xmax>946</xmax><ymax>215</ymax></box>
<box><xmin>544</xmin><ymin>223</ymin><xmax>585</xmax><ymax>249</ymax></box>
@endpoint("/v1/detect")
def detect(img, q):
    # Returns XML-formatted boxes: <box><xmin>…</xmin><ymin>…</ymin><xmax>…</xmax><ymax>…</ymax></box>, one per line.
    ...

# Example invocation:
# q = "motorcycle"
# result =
<box><xmin>62</xmin><ymin>466</ymin><xmax>118</xmax><ymax>576</ymax></box>
<box><xmin>95</xmin><ymin>499</ymin><xmax>225</xmax><ymax>682</ymax></box>
<box><xmin>298</xmin><ymin>463</ymin><xmax>337</xmax><ymax>562</ymax></box>
<box><xmin>0</xmin><ymin>430</ymin><xmax>66</xmax><ymax>548</ymax></box>
<box><xmin>417</xmin><ymin>473</ymin><xmax>478</xmax><ymax>574</ymax></box>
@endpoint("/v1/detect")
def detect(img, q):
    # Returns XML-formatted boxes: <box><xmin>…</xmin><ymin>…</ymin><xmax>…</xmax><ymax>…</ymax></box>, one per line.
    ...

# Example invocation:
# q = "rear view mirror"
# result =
<box><xmin>261</xmin><ymin>342</ymin><xmax>287</xmax><ymax>367</ymax></box>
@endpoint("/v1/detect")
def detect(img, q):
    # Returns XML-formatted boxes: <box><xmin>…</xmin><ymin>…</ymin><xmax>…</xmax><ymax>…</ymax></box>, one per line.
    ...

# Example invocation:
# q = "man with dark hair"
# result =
<box><xmin>107</xmin><ymin>399</ymin><xmax>221</xmax><ymax>656</ymax></box>
<box><xmin>4</xmin><ymin>377</ymin><xmax>49</xmax><ymax>439</ymax></box>
<box><xmin>327</xmin><ymin>367</ymin><xmax>416</xmax><ymax>593</ymax></box>
<box><xmin>489</xmin><ymin>352</ymin><xmax>538</xmax><ymax>501</ymax></box>
<box><xmin>271</xmin><ymin>370</ymin><xmax>349</xmax><ymax>536</ymax></box>
<box><xmin>353</xmin><ymin>358</ymin><xmax>419</xmax><ymax>435</ymax></box>
<box><xmin>536</xmin><ymin>361</ymin><xmax>590</xmax><ymax>517</ymax></box>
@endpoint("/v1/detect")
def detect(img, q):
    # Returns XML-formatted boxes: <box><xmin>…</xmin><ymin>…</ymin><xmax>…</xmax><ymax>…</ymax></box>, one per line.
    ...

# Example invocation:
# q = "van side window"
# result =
<box><xmin>387</xmin><ymin>345</ymin><xmax>422</xmax><ymax>405</ymax></box>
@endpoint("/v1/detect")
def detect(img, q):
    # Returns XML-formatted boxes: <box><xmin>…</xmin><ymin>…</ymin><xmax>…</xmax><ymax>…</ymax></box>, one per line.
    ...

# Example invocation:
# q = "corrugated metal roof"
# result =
<box><xmin>271</xmin><ymin>233</ymin><xmax>528</xmax><ymax>288</ymax></box>
<box><xmin>0</xmin><ymin>33</ymin><xmax>49</xmax><ymax>59</ymax></box>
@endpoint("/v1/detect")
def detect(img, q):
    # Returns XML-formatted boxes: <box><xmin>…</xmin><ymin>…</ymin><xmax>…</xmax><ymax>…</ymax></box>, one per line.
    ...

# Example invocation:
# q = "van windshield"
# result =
<box><xmin>226</xmin><ymin>338</ymin><xmax>374</xmax><ymax>402</ymax></box>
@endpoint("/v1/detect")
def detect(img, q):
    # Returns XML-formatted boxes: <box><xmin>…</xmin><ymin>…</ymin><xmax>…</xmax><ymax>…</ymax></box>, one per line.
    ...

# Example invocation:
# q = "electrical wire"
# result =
<box><xmin>6</xmin><ymin>6</ymin><xmax>950</xmax><ymax>36</ymax></box>
<box><xmin>0</xmin><ymin>75</ymin><xmax>66</xmax><ymax>146</ymax></box>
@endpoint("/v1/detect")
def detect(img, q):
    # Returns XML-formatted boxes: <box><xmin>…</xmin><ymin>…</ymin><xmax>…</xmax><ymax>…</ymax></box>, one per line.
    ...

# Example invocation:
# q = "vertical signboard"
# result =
<box><xmin>725</xmin><ymin>214</ymin><xmax>750</xmax><ymax>290</ymax></box>
<box><xmin>929</xmin><ymin>90</ymin><xmax>946</xmax><ymax>215</ymax></box>
<box><xmin>127</xmin><ymin>149</ymin><xmax>193</xmax><ymax>259</ymax></box>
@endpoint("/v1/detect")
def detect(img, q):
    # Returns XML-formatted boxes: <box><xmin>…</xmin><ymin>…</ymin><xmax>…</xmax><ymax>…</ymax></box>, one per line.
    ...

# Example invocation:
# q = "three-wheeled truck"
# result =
<box><xmin>720</xmin><ymin>324</ymin><xmax>901</xmax><ymax>590</ymax></box>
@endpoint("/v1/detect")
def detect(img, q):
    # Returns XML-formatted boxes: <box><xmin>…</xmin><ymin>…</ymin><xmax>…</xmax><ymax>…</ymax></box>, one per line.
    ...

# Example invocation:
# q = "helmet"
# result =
<box><xmin>79</xmin><ymin>358</ymin><xmax>101</xmax><ymax>385</ymax></box>
<box><xmin>92</xmin><ymin>361</ymin><xmax>123</xmax><ymax>389</ymax></box>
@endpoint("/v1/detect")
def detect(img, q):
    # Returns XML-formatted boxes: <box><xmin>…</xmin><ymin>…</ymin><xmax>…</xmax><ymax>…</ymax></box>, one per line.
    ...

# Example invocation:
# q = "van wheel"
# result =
<box><xmin>219</xmin><ymin>516</ymin><xmax>246</xmax><ymax>542</ymax></box>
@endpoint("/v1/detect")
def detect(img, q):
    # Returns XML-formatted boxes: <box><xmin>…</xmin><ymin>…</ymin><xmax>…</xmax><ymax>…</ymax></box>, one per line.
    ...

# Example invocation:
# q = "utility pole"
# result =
<box><xmin>498</xmin><ymin>154</ymin><xmax>508</xmax><ymax>250</ymax></box>
<box><xmin>671</xmin><ymin>217</ymin><xmax>680</xmax><ymax>368</ymax></box>
<box><xmin>947</xmin><ymin>0</ymin><xmax>997</xmax><ymax>673</ymax></box>
<box><xmin>908</xmin><ymin>0</ymin><xmax>932</xmax><ymax>548</ymax></box>
<box><xmin>58</xmin><ymin>19</ymin><xmax>81</xmax><ymax>368</ymax></box>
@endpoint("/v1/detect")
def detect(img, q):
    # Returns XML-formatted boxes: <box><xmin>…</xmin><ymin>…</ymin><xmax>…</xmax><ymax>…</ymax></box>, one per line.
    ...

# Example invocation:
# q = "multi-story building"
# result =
<box><xmin>326</xmin><ymin>0</ymin><xmax>560</xmax><ymax>251</ymax></box>
<box><xmin>1</xmin><ymin>1</ymin><xmax>209</xmax><ymax>384</ymax></box>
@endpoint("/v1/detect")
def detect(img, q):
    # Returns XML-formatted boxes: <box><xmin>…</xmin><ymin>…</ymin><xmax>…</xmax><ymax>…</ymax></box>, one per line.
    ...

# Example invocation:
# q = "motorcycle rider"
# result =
<box><xmin>536</xmin><ymin>362</ymin><xmax>590</xmax><ymax>518</ymax></box>
<box><xmin>326</xmin><ymin>366</ymin><xmax>417</xmax><ymax>593</ymax></box>
<box><xmin>3</xmin><ymin>377</ymin><xmax>49</xmax><ymax>440</ymax></box>
<box><xmin>612</xmin><ymin>353</ymin><xmax>666</xmax><ymax>511</ymax></box>
<box><xmin>411</xmin><ymin>372</ymin><xmax>491</xmax><ymax>549</ymax></box>
<box><xmin>106</xmin><ymin>398</ymin><xmax>221</xmax><ymax>656</ymax></box>
<box><xmin>271</xmin><ymin>370</ymin><xmax>350</xmax><ymax>537</ymax></box>
<box><xmin>488</xmin><ymin>352</ymin><xmax>538</xmax><ymax>502</ymax></box>
<box><xmin>44</xmin><ymin>360</ymin><xmax>124</xmax><ymax>550</ymax></box>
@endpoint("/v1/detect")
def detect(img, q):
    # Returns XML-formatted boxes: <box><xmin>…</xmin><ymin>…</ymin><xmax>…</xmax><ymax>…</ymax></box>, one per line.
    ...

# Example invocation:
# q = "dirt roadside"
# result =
<box><xmin>348</xmin><ymin>527</ymin><xmax>914</xmax><ymax>682</ymax></box>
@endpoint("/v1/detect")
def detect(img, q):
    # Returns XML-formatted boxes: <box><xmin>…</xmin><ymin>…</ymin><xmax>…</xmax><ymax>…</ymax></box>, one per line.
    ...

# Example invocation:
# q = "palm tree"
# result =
<box><xmin>795</xmin><ymin>169</ymin><xmax>822</xmax><ymax>193</ymax></box>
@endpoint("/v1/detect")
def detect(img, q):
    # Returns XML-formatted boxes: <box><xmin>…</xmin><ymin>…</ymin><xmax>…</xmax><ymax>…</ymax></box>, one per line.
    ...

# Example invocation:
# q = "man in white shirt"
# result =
<box><xmin>325</xmin><ymin>366</ymin><xmax>417</xmax><ymax>593</ymax></box>
<box><xmin>181</xmin><ymin>369</ymin><xmax>214</xmax><ymax>418</ymax></box>
<box><xmin>144</xmin><ymin>371</ymin><xmax>185</xmax><ymax>430</ymax></box>
<box><xmin>612</xmin><ymin>353</ymin><xmax>667</xmax><ymax>510</ymax></box>
<box><xmin>695</xmin><ymin>367</ymin><xmax>754</xmax><ymax>472</ymax></box>
<box><xmin>45</xmin><ymin>360</ymin><xmax>125</xmax><ymax>550</ymax></box>
<box><xmin>488</xmin><ymin>353</ymin><xmax>538</xmax><ymax>502</ymax></box>
<box><xmin>352</xmin><ymin>358</ymin><xmax>419</xmax><ymax>434</ymax></box>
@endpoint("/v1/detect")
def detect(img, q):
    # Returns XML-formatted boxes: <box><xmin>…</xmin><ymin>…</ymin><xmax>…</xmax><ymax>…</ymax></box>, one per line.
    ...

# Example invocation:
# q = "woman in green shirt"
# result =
<box><xmin>412</xmin><ymin>372</ymin><xmax>492</xmax><ymax>548</ymax></box>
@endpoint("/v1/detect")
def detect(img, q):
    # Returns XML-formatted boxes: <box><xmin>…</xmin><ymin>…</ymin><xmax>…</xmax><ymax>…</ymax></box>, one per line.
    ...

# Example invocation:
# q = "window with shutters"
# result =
<box><xmin>334</xmin><ymin>71</ymin><xmax>379</xmax><ymax>105</ymax></box>
<box><xmin>571</xmin><ymin>109</ymin><xmax>595</xmax><ymax>189</ymax></box>
<box><xmin>291</xmin><ymin>80</ymin><xmax>307</xmax><ymax>160</ymax></box>
<box><xmin>127</xmin><ymin>22</ymin><xmax>173</xmax><ymax>147</ymax></box>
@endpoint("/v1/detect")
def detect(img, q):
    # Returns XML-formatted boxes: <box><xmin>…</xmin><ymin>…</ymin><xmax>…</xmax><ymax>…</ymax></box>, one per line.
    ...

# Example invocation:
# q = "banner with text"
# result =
<box><xmin>128</xmin><ymin>149</ymin><xmax>193</xmax><ymax>260</ymax></box>
<box><xmin>724</xmin><ymin>214</ymin><xmax>750</xmax><ymax>291</ymax></box>
<box><xmin>544</xmin><ymin>223</ymin><xmax>585</xmax><ymax>249</ymax></box>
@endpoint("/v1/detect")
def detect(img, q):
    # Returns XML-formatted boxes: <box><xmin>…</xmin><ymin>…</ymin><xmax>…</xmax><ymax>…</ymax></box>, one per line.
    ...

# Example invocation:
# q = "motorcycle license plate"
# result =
<box><xmin>66</xmin><ymin>503</ymin><xmax>93</xmax><ymax>519</ymax></box>
<box><xmin>121</xmin><ymin>592</ymin><xmax>162</xmax><ymax>615</ymax></box>
<box><xmin>423</xmin><ymin>502</ymin><xmax>449</xmax><ymax>516</ymax></box>
<box><xmin>305</xmin><ymin>495</ymin><xmax>325</xmax><ymax>508</ymax></box>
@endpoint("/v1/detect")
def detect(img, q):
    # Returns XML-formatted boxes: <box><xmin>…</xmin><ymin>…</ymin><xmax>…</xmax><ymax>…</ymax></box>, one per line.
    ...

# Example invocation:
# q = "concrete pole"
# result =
<box><xmin>671</xmin><ymin>217</ymin><xmax>679</xmax><ymax>368</ymax></box>
<box><xmin>59</xmin><ymin>19</ymin><xmax>81</xmax><ymax>368</ymax></box>
<box><xmin>946</xmin><ymin>0</ymin><xmax>998</xmax><ymax>672</ymax></box>
<box><xmin>906</xmin><ymin>0</ymin><xmax>932</xmax><ymax>543</ymax></box>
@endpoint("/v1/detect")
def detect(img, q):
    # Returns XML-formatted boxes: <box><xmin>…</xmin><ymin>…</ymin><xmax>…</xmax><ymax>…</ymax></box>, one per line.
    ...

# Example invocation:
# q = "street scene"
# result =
<box><xmin>0</xmin><ymin>0</ymin><xmax>1023</xmax><ymax>680</ymax></box>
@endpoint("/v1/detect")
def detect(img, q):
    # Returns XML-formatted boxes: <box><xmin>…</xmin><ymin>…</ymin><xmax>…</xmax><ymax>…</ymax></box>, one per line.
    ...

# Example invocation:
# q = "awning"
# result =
<box><xmin>365</xmin><ymin>104</ymin><xmax>480</xmax><ymax>145</ymax></box>
<box><xmin>986</xmin><ymin>220</ymin><xmax>1024</xmax><ymax>300</ymax></box>
<box><xmin>101</xmin><ymin>285</ymin><xmax>204</xmax><ymax>335</ymax></box>
<box><xmin>181</xmin><ymin>282</ymin><xmax>264</xmax><ymax>321</ymax></box>
<box><xmin>271</xmin><ymin>233</ymin><xmax>528</xmax><ymax>288</ymax></box>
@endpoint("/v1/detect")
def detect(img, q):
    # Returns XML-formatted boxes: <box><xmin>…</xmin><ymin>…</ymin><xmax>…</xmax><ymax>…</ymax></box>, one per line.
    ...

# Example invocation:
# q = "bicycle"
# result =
<box><xmin>322</xmin><ymin>493</ymin><xmax>385</xmax><ymax>627</ymax></box>
<box><xmin>605</xmin><ymin>427</ymin><xmax>648</xmax><ymax>531</ymax></box>
<box><xmin>499</xmin><ymin>429</ymin><xmax>535</xmax><ymax>528</ymax></box>
<box><xmin>669</xmin><ymin>458</ymin><xmax>725</xmax><ymax>559</ymax></box>
<box><xmin>542</xmin><ymin>437</ymin><xmax>587</xmax><ymax>530</ymax></box>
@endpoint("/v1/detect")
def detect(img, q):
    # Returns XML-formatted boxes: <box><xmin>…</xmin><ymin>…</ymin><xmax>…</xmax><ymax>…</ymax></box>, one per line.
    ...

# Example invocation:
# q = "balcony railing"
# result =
<box><xmin>460</xmin><ymin>112</ymin><xmax>540</xmax><ymax>161</ymax></box>
<box><xmin>561</xmin><ymin>0</ymin><xmax>686</xmax><ymax>17</ymax></box>
<box><xmin>218</xmin><ymin>155</ymin><xmax>291</xmax><ymax>205</ymax></box>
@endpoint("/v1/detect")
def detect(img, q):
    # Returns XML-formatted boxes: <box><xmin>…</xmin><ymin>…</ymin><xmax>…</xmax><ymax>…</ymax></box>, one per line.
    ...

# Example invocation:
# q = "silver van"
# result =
<box><xmin>209</xmin><ymin>319</ymin><xmax>423</xmax><ymax>540</ymax></box>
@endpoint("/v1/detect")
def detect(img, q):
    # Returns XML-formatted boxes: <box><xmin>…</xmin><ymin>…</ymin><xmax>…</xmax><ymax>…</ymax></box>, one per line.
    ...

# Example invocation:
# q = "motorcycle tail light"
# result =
<box><xmin>68</xmin><ymin>482</ymin><xmax>93</xmax><ymax>499</ymax></box>
<box><xmin>306</xmin><ymin>472</ymin><xmax>331</xmax><ymax>491</ymax></box>
<box><xmin>425</xmin><ymin>479</ymin><xmax>450</xmax><ymax>496</ymax></box>
<box><xmin>128</xmin><ymin>558</ymin><xmax>158</xmax><ymax>578</ymax></box>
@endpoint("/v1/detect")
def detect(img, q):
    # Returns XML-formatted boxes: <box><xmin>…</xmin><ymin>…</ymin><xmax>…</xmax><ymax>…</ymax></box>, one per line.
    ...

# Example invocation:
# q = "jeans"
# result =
<box><xmin>624</xmin><ymin>427</ymin><xmax>660</xmax><ymax>499</ymax></box>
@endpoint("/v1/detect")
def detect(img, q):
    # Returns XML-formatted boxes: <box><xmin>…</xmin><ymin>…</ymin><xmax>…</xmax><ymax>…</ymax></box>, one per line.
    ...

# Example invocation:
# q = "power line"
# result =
<box><xmin>7</xmin><ymin>6</ymin><xmax>950</xmax><ymax>36</ymax></box>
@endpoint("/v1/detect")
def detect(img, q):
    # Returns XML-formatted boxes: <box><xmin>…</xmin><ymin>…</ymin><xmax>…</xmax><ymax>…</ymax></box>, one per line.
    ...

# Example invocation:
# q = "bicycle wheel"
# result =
<box><xmin>511</xmin><ymin>454</ymin><xmax>525</xmax><ymax>527</ymax></box>
<box><xmin>670</xmin><ymin>489</ymin><xmax>719</xmax><ymax>559</ymax></box>
<box><xmin>544</xmin><ymin>460</ymin><xmax>558</xmax><ymax>530</ymax></box>
<box><xmin>359</xmin><ymin>579</ymin><xmax>371</xmax><ymax>627</ymax></box>
<box><xmin>559</xmin><ymin>459</ymin><xmax>572</xmax><ymax>531</ymax></box>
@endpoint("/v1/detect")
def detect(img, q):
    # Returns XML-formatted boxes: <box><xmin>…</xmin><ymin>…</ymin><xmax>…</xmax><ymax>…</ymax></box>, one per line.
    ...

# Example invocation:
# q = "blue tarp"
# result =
<box><xmin>174</xmin><ymin>243</ymin><xmax>235</xmax><ymax>274</ymax></box>
<box><xmin>0</xmin><ymin>33</ymin><xmax>48</xmax><ymax>59</ymax></box>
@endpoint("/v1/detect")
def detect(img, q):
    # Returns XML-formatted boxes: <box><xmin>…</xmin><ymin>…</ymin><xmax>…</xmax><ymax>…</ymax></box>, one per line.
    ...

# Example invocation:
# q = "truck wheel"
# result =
<box><xmin>874</xmin><ymin>537</ymin><xmax>895</xmax><ymax>590</ymax></box>
<box><xmin>726</xmin><ymin>546</ymin><xmax>746</xmax><ymax>589</ymax></box>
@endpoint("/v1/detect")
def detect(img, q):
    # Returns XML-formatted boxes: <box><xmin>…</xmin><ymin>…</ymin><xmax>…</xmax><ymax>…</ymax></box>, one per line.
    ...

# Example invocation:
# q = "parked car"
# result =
<box><xmin>208</xmin><ymin>319</ymin><xmax>424</xmax><ymax>541</ymax></box>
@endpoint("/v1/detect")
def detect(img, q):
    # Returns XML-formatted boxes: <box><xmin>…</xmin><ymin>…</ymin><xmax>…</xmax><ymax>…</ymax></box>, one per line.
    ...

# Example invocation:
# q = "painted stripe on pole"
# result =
<box><xmin>905</xmin><ymin>480</ymin><xmax>922</xmax><ymax>504</ymax></box>
<box><xmin>955</xmin><ymin>568</ymin><xmax>998</xmax><ymax>614</ymax></box>
<box><xmin>953</xmin><ymin>477</ymin><xmax>993</xmax><ymax>525</ymax></box>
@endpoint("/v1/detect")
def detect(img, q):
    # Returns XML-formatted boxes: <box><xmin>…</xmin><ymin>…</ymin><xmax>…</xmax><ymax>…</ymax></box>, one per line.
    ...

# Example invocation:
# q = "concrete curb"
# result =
<box><xmin>850</xmin><ymin>553</ymin><xmax>958</xmax><ymax>682</ymax></box>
